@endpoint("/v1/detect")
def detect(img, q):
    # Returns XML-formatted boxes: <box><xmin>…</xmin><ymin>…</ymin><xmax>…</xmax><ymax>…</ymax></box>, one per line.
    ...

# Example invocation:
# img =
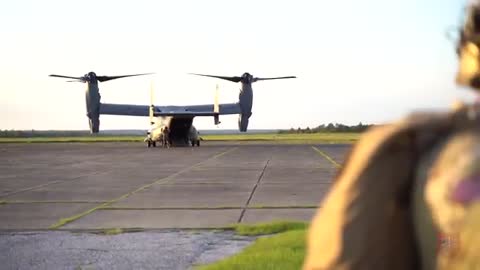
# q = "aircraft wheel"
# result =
<box><xmin>147</xmin><ymin>141</ymin><xmax>151</xmax><ymax>148</ymax></box>
<box><xmin>191</xmin><ymin>141</ymin><xmax>195</xmax><ymax>147</ymax></box>
<box><xmin>196</xmin><ymin>140</ymin><xmax>200</xmax><ymax>147</ymax></box>
<box><xmin>152</xmin><ymin>141</ymin><xmax>156</xmax><ymax>147</ymax></box>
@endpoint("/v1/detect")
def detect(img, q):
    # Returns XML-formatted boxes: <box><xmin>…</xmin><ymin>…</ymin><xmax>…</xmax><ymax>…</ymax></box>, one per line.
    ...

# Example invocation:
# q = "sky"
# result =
<box><xmin>0</xmin><ymin>0</ymin><xmax>476</xmax><ymax>131</ymax></box>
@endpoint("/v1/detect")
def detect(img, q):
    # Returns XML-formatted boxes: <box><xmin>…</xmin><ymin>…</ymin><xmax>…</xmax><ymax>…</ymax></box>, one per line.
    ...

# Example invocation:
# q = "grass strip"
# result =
<box><xmin>203</xmin><ymin>133</ymin><xmax>359</xmax><ymax>143</ymax></box>
<box><xmin>0</xmin><ymin>133</ymin><xmax>360</xmax><ymax>144</ymax></box>
<box><xmin>0</xmin><ymin>136</ymin><xmax>144</xmax><ymax>143</ymax></box>
<box><xmin>99</xmin><ymin>206</ymin><xmax>242</xmax><ymax>210</ymax></box>
<box><xmin>100</xmin><ymin>228</ymin><xmax>124</xmax><ymax>235</ymax></box>
<box><xmin>248</xmin><ymin>205</ymin><xmax>317</xmax><ymax>209</ymax></box>
<box><xmin>99</xmin><ymin>205</ymin><xmax>318</xmax><ymax>210</ymax></box>
<box><xmin>232</xmin><ymin>221</ymin><xmax>308</xmax><ymax>236</ymax></box>
<box><xmin>92</xmin><ymin>228</ymin><xmax>147</xmax><ymax>235</ymax></box>
<box><xmin>198</xmin><ymin>221</ymin><xmax>308</xmax><ymax>270</ymax></box>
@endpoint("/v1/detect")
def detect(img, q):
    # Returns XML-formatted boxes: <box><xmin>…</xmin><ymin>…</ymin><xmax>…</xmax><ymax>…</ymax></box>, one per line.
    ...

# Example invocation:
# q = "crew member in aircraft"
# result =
<box><xmin>162</xmin><ymin>126</ymin><xmax>170</xmax><ymax>148</ymax></box>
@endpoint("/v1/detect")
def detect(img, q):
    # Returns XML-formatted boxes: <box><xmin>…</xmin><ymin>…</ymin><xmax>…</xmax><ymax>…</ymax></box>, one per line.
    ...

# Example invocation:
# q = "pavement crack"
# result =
<box><xmin>86</xmin><ymin>248</ymin><xmax>109</xmax><ymax>253</ymax></box>
<box><xmin>66</xmin><ymin>248</ymin><xmax>110</xmax><ymax>253</ymax></box>
<box><xmin>237</xmin><ymin>158</ymin><xmax>270</xmax><ymax>223</ymax></box>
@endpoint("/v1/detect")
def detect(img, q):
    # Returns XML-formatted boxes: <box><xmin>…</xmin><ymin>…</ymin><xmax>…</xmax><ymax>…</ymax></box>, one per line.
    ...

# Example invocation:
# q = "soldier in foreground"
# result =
<box><xmin>304</xmin><ymin>3</ymin><xmax>480</xmax><ymax>270</ymax></box>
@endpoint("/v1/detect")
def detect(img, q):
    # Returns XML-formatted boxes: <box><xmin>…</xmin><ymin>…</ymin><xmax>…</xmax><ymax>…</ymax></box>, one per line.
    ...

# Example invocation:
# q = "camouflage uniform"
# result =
<box><xmin>303</xmin><ymin>106</ymin><xmax>480</xmax><ymax>270</ymax></box>
<box><xmin>304</xmin><ymin>4</ymin><xmax>480</xmax><ymax>270</ymax></box>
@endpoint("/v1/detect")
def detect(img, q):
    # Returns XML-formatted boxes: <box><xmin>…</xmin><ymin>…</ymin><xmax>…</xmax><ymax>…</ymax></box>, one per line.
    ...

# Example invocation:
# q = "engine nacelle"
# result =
<box><xmin>86</xmin><ymin>82</ymin><xmax>101</xmax><ymax>133</ymax></box>
<box><xmin>238</xmin><ymin>83</ymin><xmax>253</xmax><ymax>132</ymax></box>
<box><xmin>87</xmin><ymin>112</ymin><xmax>100</xmax><ymax>133</ymax></box>
<box><xmin>238</xmin><ymin>112</ymin><xmax>252</xmax><ymax>132</ymax></box>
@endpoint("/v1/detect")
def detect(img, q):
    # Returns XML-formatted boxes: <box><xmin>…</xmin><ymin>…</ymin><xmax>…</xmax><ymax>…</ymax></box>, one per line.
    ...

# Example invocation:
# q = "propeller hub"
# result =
<box><xmin>241</xmin><ymin>72</ymin><xmax>254</xmax><ymax>83</ymax></box>
<box><xmin>84</xmin><ymin>72</ymin><xmax>97</xmax><ymax>83</ymax></box>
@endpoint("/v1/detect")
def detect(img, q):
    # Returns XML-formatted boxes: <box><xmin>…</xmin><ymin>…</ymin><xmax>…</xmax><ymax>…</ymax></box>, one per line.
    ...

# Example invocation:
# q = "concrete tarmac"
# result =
<box><xmin>0</xmin><ymin>142</ymin><xmax>351</xmax><ymax>230</ymax></box>
<box><xmin>0</xmin><ymin>230</ymin><xmax>255</xmax><ymax>270</ymax></box>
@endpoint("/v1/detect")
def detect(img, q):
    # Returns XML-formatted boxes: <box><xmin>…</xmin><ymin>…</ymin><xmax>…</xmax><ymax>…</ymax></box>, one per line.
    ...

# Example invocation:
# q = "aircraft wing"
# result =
<box><xmin>100</xmin><ymin>103</ymin><xmax>241</xmax><ymax>117</ymax></box>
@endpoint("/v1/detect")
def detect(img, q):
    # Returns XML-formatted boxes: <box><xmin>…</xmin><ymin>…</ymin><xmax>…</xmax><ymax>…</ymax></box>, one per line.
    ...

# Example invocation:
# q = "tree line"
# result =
<box><xmin>0</xmin><ymin>130</ymin><xmax>107</xmax><ymax>137</ymax></box>
<box><xmin>1</xmin><ymin>123</ymin><xmax>374</xmax><ymax>137</ymax></box>
<box><xmin>278</xmin><ymin>123</ymin><xmax>375</xmax><ymax>134</ymax></box>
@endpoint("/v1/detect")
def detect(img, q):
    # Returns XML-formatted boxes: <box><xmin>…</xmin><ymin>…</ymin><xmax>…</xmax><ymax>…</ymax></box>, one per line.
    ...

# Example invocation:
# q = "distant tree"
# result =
<box><xmin>278</xmin><ymin>123</ymin><xmax>375</xmax><ymax>134</ymax></box>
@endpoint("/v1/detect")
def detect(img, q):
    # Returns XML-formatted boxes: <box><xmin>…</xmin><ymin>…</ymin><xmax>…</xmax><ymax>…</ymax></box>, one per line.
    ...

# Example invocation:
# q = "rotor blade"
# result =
<box><xmin>255</xmin><ymin>76</ymin><xmax>297</xmax><ymax>81</ymax></box>
<box><xmin>66</xmin><ymin>80</ymin><xmax>85</xmax><ymax>83</ymax></box>
<box><xmin>189</xmin><ymin>73</ymin><xmax>242</xmax><ymax>83</ymax></box>
<box><xmin>96</xmin><ymin>73</ymin><xmax>154</xmax><ymax>82</ymax></box>
<box><xmin>49</xmin><ymin>74</ymin><xmax>84</xmax><ymax>80</ymax></box>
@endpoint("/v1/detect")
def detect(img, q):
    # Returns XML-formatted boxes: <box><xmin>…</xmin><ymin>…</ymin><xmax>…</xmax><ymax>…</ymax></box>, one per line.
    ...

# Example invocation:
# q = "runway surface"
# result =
<box><xmin>0</xmin><ymin>142</ymin><xmax>351</xmax><ymax>230</ymax></box>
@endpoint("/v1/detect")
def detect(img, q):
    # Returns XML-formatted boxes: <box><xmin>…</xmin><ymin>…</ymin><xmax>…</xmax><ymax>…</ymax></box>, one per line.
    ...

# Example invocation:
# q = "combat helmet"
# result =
<box><xmin>457</xmin><ymin>0</ymin><xmax>480</xmax><ymax>89</ymax></box>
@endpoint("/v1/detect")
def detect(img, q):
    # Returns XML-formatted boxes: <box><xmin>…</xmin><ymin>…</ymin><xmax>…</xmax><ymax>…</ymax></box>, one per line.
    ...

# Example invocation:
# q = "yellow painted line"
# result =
<box><xmin>311</xmin><ymin>146</ymin><xmax>341</xmax><ymax>168</ymax></box>
<box><xmin>211</xmin><ymin>147</ymin><xmax>238</xmax><ymax>159</ymax></box>
<box><xmin>49</xmin><ymin>147</ymin><xmax>238</xmax><ymax>229</ymax></box>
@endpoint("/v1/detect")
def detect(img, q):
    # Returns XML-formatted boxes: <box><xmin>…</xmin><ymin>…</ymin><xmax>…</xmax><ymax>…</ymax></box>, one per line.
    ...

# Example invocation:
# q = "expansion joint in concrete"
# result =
<box><xmin>237</xmin><ymin>158</ymin><xmax>270</xmax><ymax>223</ymax></box>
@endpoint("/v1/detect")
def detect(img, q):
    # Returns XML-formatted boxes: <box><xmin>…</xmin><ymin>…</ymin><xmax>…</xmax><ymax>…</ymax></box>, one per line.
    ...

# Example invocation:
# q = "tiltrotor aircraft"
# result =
<box><xmin>49</xmin><ymin>71</ymin><xmax>296</xmax><ymax>146</ymax></box>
